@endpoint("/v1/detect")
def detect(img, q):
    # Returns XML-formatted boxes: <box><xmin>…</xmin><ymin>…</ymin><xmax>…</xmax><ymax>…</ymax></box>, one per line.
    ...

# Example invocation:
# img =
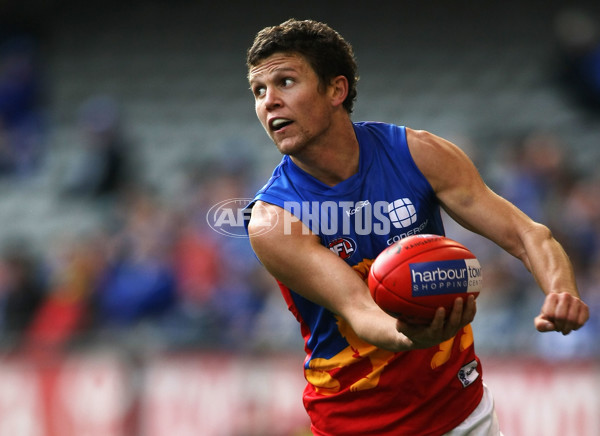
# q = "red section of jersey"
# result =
<box><xmin>305</xmin><ymin>348</ymin><xmax>483</xmax><ymax>436</ymax></box>
<box><xmin>278</xmin><ymin>279</ymin><xmax>484</xmax><ymax>435</ymax></box>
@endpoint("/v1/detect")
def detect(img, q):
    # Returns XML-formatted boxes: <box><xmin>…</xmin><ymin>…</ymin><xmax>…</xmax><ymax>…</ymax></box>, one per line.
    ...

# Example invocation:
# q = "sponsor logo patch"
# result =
<box><xmin>388</xmin><ymin>198</ymin><xmax>417</xmax><ymax>229</ymax></box>
<box><xmin>410</xmin><ymin>259</ymin><xmax>482</xmax><ymax>296</ymax></box>
<box><xmin>457</xmin><ymin>360</ymin><xmax>480</xmax><ymax>388</ymax></box>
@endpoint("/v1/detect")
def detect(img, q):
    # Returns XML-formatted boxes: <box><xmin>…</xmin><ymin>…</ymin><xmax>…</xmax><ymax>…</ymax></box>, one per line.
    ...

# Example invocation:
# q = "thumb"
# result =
<box><xmin>534</xmin><ymin>314</ymin><xmax>556</xmax><ymax>332</ymax></box>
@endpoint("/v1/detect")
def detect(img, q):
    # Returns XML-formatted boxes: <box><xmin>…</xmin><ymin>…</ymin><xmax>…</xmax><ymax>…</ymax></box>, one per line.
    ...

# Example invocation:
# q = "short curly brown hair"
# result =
<box><xmin>246</xmin><ymin>19</ymin><xmax>359</xmax><ymax>113</ymax></box>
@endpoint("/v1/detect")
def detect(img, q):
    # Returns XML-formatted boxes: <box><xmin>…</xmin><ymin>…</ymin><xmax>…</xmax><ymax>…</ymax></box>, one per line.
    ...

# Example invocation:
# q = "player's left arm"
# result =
<box><xmin>406</xmin><ymin>127</ymin><xmax>589</xmax><ymax>335</ymax></box>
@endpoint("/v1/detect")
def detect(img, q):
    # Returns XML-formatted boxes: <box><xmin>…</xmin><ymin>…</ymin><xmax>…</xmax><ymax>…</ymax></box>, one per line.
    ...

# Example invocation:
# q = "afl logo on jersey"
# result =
<box><xmin>328</xmin><ymin>237</ymin><xmax>357</xmax><ymax>259</ymax></box>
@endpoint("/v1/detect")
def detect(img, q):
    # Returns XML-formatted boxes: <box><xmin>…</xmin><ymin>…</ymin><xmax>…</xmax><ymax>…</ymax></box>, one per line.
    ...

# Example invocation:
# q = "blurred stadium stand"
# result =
<box><xmin>0</xmin><ymin>1</ymin><xmax>598</xmax><ymax>435</ymax></box>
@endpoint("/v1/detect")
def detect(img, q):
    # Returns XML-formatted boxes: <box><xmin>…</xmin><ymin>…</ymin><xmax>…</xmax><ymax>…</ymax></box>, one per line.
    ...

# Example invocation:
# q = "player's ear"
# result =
<box><xmin>329</xmin><ymin>75</ymin><xmax>348</xmax><ymax>107</ymax></box>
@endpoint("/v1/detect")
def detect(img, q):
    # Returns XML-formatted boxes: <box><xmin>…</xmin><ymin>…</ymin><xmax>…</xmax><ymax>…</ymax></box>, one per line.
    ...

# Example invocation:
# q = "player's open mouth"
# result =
<box><xmin>271</xmin><ymin>118</ymin><xmax>293</xmax><ymax>132</ymax></box>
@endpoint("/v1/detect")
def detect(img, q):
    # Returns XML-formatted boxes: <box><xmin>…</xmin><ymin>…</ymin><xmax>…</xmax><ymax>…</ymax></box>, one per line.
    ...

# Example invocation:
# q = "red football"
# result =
<box><xmin>367</xmin><ymin>234</ymin><xmax>482</xmax><ymax>324</ymax></box>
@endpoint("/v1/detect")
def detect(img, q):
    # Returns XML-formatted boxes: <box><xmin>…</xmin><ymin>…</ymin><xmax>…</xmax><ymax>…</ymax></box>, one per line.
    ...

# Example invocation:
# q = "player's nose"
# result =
<box><xmin>263</xmin><ymin>87</ymin><xmax>283</xmax><ymax>110</ymax></box>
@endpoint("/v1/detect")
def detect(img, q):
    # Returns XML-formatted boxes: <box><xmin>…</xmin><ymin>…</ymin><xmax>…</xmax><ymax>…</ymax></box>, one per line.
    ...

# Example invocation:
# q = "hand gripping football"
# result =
<box><xmin>368</xmin><ymin>234</ymin><xmax>482</xmax><ymax>324</ymax></box>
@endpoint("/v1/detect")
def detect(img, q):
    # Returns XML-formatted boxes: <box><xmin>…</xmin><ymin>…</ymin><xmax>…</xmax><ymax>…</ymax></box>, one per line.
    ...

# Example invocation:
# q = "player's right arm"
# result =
<box><xmin>247</xmin><ymin>200</ymin><xmax>474</xmax><ymax>351</ymax></box>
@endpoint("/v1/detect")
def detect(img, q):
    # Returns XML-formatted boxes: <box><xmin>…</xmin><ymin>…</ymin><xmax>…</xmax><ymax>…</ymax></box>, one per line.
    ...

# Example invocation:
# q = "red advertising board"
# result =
<box><xmin>484</xmin><ymin>359</ymin><xmax>600</xmax><ymax>436</ymax></box>
<box><xmin>0</xmin><ymin>352</ymin><xmax>597</xmax><ymax>436</ymax></box>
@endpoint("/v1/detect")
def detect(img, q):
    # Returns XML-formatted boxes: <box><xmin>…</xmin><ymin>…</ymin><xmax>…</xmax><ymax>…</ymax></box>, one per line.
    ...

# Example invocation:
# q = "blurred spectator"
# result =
<box><xmin>244</xmin><ymin>265</ymin><xmax>302</xmax><ymax>351</ymax></box>
<box><xmin>0</xmin><ymin>35</ymin><xmax>46</xmax><ymax>178</ymax></box>
<box><xmin>93</xmin><ymin>185</ymin><xmax>177</xmax><ymax>329</ymax></box>
<box><xmin>491</xmin><ymin>130</ymin><xmax>575</xmax><ymax>224</ymax></box>
<box><xmin>61</xmin><ymin>95</ymin><xmax>135</xmax><ymax>199</ymax></box>
<box><xmin>171</xmin><ymin>161</ymin><xmax>224</xmax><ymax>307</ymax></box>
<box><xmin>554</xmin><ymin>176</ymin><xmax>600</xmax><ymax>275</ymax></box>
<box><xmin>554</xmin><ymin>8</ymin><xmax>600</xmax><ymax>111</ymax></box>
<box><xmin>0</xmin><ymin>237</ymin><xmax>47</xmax><ymax>348</ymax></box>
<box><xmin>24</xmin><ymin>232</ymin><xmax>108</xmax><ymax>352</ymax></box>
<box><xmin>165</xmin><ymin>159</ymin><xmax>273</xmax><ymax>349</ymax></box>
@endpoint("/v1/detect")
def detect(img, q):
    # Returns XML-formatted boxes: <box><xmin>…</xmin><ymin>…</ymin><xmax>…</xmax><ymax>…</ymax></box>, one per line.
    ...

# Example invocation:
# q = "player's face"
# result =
<box><xmin>249</xmin><ymin>52</ymin><xmax>336</xmax><ymax>156</ymax></box>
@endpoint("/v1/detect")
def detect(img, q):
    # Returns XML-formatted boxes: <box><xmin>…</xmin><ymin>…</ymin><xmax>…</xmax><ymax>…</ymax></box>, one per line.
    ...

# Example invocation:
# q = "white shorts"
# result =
<box><xmin>442</xmin><ymin>384</ymin><xmax>503</xmax><ymax>436</ymax></box>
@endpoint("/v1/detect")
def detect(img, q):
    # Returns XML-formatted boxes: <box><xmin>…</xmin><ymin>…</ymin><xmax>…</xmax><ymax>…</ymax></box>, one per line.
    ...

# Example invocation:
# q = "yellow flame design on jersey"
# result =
<box><xmin>304</xmin><ymin>258</ymin><xmax>474</xmax><ymax>394</ymax></box>
<box><xmin>305</xmin><ymin>258</ymin><xmax>394</xmax><ymax>394</ymax></box>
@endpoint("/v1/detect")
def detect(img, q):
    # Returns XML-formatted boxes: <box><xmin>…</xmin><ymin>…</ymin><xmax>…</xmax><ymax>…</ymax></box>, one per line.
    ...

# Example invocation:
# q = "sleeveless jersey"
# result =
<box><xmin>248</xmin><ymin>122</ymin><xmax>483</xmax><ymax>435</ymax></box>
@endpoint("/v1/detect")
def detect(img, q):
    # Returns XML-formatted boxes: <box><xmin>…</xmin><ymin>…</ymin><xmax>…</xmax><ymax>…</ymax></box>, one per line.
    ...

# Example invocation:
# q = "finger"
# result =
<box><xmin>561</xmin><ymin>300</ymin><xmax>582</xmax><ymax>334</ymax></box>
<box><xmin>577</xmin><ymin>302</ymin><xmax>590</xmax><ymax>327</ymax></box>
<box><xmin>429</xmin><ymin>307</ymin><xmax>446</xmax><ymax>331</ymax></box>
<box><xmin>445</xmin><ymin>298</ymin><xmax>464</xmax><ymax>331</ymax></box>
<box><xmin>395</xmin><ymin>317</ymin><xmax>413</xmax><ymax>334</ymax></box>
<box><xmin>556</xmin><ymin>293</ymin><xmax>572</xmax><ymax>320</ymax></box>
<box><xmin>395</xmin><ymin>319</ymin><xmax>416</xmax><ymax>346</ymax></box>
<box><xmin>442</xmin><ymin>298</ymin><xmax>467</xmax><ymax>339</ymax></box>
<box><xmin>551</xmin><ymin>295</ymin><xmax>571</xmax><ymax>333</ymax></box>
<box><xmin>462</xmin><ymin>295</ymin><xmax>477</xmax><ymax>325</ymax></box>
<box><xmin>540</xmin><ymin>293</ymin><xmax>571</xmax><ymax>333</ymax></box>
<box><xmin>552</xmin><ymin>294</ymin><xmax>587</xmax><ymax>334</ymax></box>
<box><xmin>562</xmin><ymin>299</ymin><xmax>590</xmax><ymax>334</ymax></box>
<box><xmin>541</xmin><ymin>293</ymin><xmax>559</xmax><ymax>317</ymax></box>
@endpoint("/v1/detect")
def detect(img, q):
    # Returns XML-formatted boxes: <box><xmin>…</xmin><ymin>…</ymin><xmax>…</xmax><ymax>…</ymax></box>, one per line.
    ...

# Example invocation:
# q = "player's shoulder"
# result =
<box><xmin>248</xmin><ymin>201</ymin><xmax>313</xmax><ymax>239</ymax></box>
<box><xmin>247</xmin><ymin>201</ymin><xmax>283</xmax><ymax>237</ymax></box>
<box><xmin>405</xmin><ymin>127</ymin><xmax>465</xmax><ymax>163</ymax></box>
<box><xmin>247</xmin><ymin>201</ymin><xmax>321</xmax><ymax>257</ymax></box>
<box><xmin>406</xmin><ymin>127</ymin><xmax>445</xmax><ymax>148</ymax></box>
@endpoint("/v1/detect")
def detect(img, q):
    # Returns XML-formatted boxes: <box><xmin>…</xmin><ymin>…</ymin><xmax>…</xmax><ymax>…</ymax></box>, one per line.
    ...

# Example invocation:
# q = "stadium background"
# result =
<box><xmin>0</xmin><ymin>0</ymin><xmax>599</xmax><ymax>434</ymax></box>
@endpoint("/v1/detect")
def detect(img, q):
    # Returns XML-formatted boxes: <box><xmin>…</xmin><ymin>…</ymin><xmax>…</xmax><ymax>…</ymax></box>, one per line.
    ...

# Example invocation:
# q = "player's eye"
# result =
<box><xmin>282</xmin><ymin>78</ymin><xmax>294</xmax><ymax>87</ymax></box>
<box><xmin>253</xmin><ymin>86</ymin><xmax>266</xmax><ymax>98</ymax></box>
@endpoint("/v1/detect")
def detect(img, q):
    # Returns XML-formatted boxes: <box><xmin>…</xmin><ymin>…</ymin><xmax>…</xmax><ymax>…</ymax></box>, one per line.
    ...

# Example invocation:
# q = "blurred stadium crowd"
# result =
<box><xmin>0</xmin><ymin>2</ymin><xmax>599</xmax><ymax>362</ymax></box>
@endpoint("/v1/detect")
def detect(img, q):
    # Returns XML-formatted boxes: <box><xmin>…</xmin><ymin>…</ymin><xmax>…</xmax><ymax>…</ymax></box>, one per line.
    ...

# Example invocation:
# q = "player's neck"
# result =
<box><xmin>290</xmin><ymin>118</ymin><xmax>359</xmax><ymax>187</ymax></box>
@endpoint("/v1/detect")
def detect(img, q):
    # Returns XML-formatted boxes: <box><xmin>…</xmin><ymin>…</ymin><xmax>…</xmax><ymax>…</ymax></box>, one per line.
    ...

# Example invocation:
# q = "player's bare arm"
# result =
<box><xmin>247</xmin><ymin>201</ymin><xmax>474</xmax><ymax>351</ymax></box>
<box><xmin>406</xmin><ymin>127</ymin><xmax>590</xmax><ymax>335</ymax></box>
